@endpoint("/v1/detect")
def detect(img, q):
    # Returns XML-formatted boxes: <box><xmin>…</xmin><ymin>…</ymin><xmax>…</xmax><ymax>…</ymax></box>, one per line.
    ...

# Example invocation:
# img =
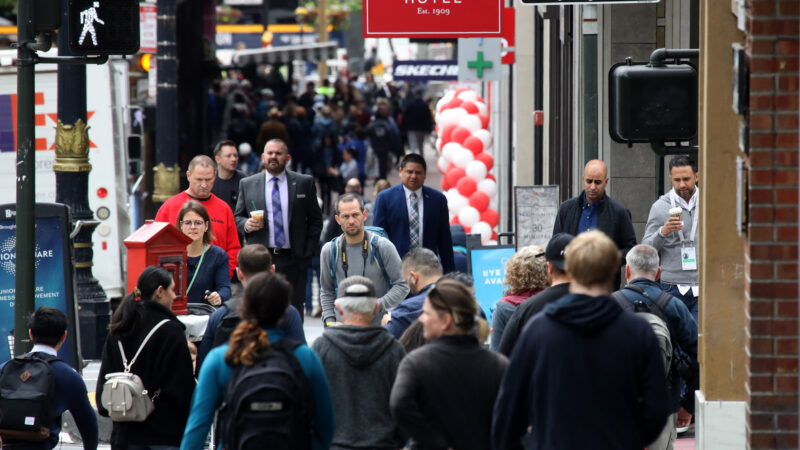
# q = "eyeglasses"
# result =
<box><xmin>182</xmin><ymin>220</ymin><xmax>205</xmax><ymax>228</ymax></box>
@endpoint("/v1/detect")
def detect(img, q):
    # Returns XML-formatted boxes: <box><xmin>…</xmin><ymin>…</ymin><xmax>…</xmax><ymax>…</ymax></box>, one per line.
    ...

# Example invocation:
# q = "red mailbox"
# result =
<box><xmin>124</xmin><ymin>220</ymin><xmax>192</xmax><ymax>315</ymax></box>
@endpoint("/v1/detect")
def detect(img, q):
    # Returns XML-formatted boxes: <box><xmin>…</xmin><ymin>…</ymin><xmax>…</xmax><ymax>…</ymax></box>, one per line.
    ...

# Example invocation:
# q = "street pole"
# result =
<box><xmin>154</xmin><ymin>0</ymin><xmax>180</xmax><ymax>205</ymax></box>
<box><xmin>54</xmin><ymin>0</ymin><xmax>108</xmax><ymax>360</ymax></box>
<box><xmin>14</xmin><ymin>0</ymin><xmax>36</xmax><ymax>356</ymax></box>
<box><xmin>318</xmin><ymin>0</ymin><xmax>328</xmax><ymax>80</ymax></box>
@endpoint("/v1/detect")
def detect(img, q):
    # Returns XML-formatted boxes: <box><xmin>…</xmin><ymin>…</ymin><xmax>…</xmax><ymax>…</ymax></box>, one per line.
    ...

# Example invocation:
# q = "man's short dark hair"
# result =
<box><xmin>335</xmin><ymin>193</ymin><xmax>365</xmax><ymax>215</ymax></box>
<box><xmin>400</xmin><ymin>153</ymin><xmax>427</xmax><ymax>172</ymax></box>
<box><xmin>213</xmin><ymin>140</ymin><xmax>237</xmax><ymax>158</ymax></box>
<box><xmin>28</xmin><ymin>307</ymin><xmax>67</xmax><ymax>347</ymax></box>
<box><xmin>237</xmin><ymin>244</ymin><xmax>272</xmax><ymax>278</ymax></box>
<box><xmin>669</xmin><ymin>155</ymin><xmax>697</xmax><ymax>173</ymax></box>
<box><xmin>402</xmin><ymin>248</ymin><xmax>443</xmax><ymax>277</ymax></box>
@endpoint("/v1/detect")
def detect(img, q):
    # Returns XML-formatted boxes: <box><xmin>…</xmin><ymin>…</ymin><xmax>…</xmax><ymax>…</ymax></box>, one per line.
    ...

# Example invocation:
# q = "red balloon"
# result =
<box><xmin>441</xmin><ymin>176</ymin><xmax>450</xmax><ymax>190</ymax></box>
<box><xmin>456</xmin><ymin>177</ymin><xmax>477</xmax><ymax>197</ymax></box>
<box><xmin>447</xmin><ymin>97</ymin><xmax>464</xmax><ymax>110</ymax></box>
<box><xmin>461</xmin><ymin>101</ymin><xmax>479</xmax><ymax>114</ymax></box>
<box><xmin>479</xmin><ymin>114</ymin><xmax>489</xmax><ymax>129</ymax></box>
<box><xmin>455</xmin><ymin>87</ymin><xmax>470</xmax><ymax>96</ymax></box>
<box><xmin>476</xmin><ymin>96</ymin><xmax>485</xmax><ymax>103</ymax></box>
<box><xmin>469</xmin><ymin>191</ymin><xmax>490</xmax><ymax>212</ymax></box>
<box><xmin>450</xmin><ymin>215</ymin><xmax>461</xmax><ymax>226</ymax></box>
<box><xmin>463</xmin><ymin>136</ymin><xmax>484</xmax><ymax>155</ymax></box>
<box><xmin>481</xmin><ymin>209</ymin><xmax>500</xmax><ymax>228</ymax></box>
<box><xmin>463</xmin><ymin>226</ymin><xmax>471</xmax><ymax>234</ymax></box>
<box><xmin>435</xmin><ymin>124</ymin><xmax>439</xmax><ymax>134</ymax></box>
<box><xmin>486</xmin><ymin>173</ymin><xmax>496</xmax><ymax>182</ymax></box>
<box><xmin>446</xmin><ymin>167</ymin><xmax>466</xmax><ymax>187</ymax></box>
<box><xmin>475</xmin><ymin>152</ymin><xmax>494</xmax><ymax>171</ymax></box>
<box><xmin>439</xmin><ymin>123</ymin><xmax>458</xmax><ymax>144</ymax></box>
<box><xmin>491</xmin><ymin>231</ymin><xmax>497</xmax><ymax>241</ymax></box>
<box><xmin>450</xmin><ymin>127</ymin><xmax>472</xmax><ymax>145</ymax></box>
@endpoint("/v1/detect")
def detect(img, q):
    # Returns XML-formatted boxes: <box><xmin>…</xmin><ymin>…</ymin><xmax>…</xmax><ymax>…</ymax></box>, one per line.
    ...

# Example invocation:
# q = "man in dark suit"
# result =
<box><xmin>552</xmin><ymin>159</ymin><xmax>636</xmax><ymax>289</ymax></box>
<box><xmin>373</xmin><ymin>153</ymin><xmax>455</xmax><ymax>273</ymax></box>
<box><xmin>234</xmin><ymin>139</ymin><xmax>323</xmax><ymax>321</ymax></box>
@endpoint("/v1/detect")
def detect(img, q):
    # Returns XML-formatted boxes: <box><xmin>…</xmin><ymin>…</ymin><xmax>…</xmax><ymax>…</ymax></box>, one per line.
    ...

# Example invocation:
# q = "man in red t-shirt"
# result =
<box><xmin>155</xmin><ymin>155</ymin><xmax>241</xmax><ymax>277</ymax></box>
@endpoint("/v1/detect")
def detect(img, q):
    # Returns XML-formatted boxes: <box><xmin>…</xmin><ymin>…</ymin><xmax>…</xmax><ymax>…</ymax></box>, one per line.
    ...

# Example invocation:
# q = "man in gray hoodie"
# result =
<box><xmin>642</xmin><ymin>155</ymin><xmax>700</xmax><ymax>320</ymax></box>
<box><xmin>312</xmin><ymin>276</ymin><xmax>407</xmax><ymax>450</ymax></box>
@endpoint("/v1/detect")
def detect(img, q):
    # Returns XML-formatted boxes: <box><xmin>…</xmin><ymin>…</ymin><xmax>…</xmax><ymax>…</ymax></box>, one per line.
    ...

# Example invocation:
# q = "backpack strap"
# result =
<box><xmin>119</xmin><ymin>319</ymin><xmax>170</xmax><ymax>373</ymax></box>
<box><xmin>610</xmin><ymin>291</ymin><xmax>634</xmax><ymax>312</ymax></box>
<box><xmin>368</xmin><ymin>232</ymin><xmax>392</xmax><ymax>288</ymax></box>
<box><xmin>621</xmin><ymin>284</ymin><xmax>669</xmax><ymax>323</ymax></box>
<box><xmin>330</xmin><ymin>235</ymin><xmax>341</xmax><ymax>296</ymax></box>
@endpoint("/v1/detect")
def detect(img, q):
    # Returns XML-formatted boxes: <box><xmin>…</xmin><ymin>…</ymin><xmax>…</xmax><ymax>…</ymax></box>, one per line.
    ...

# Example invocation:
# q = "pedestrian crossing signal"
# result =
<box><xmin>68</xmin><ymin>0</ymin><xmax>139</xmax><ymax>55</ymax></box>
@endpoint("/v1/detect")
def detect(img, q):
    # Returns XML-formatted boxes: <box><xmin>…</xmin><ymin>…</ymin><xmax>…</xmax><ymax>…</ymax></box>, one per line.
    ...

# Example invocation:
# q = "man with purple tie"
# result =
<box><xmin>234</xmin><ymin>139</ymin><xmax>323</xmax><ymax>321</ymax></box>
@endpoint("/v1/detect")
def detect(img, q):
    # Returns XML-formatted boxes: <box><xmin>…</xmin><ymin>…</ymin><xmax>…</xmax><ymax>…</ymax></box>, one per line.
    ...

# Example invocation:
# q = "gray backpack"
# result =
<box><xmin>101</xmin><ymin>319</ymin><xmax>169</xmax><ymax>422</ymax></box>
<box><xmin>611</xmin><ymin>286</ymin><xmax>673</xmax><ymax>377</ymax></box>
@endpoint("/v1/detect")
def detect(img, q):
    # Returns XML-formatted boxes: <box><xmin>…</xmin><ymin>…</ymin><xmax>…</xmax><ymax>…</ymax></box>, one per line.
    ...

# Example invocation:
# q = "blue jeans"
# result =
<box><xmin>661</xmin><ymin>281</ymin><xmax>699</xmax><ymax>323</ymax></box>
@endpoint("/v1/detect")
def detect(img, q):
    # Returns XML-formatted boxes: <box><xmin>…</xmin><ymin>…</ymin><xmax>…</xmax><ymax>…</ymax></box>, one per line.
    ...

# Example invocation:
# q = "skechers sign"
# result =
<box><xmin>392</xmin><ymin>60</ymin><xmax>458</xmax><ymax>81</ymax></box>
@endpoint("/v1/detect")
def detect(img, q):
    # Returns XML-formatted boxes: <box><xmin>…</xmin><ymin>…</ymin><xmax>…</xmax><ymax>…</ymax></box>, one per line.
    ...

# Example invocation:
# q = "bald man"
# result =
<box><xmin>552</xmin><ymin>160</ymin><xmax>636</xmax><ymax>289</ymax></box>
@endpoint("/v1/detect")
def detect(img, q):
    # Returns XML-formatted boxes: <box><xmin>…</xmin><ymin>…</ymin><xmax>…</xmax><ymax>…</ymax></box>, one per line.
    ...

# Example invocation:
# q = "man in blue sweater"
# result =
<box><xmin>3</xmin><ymin>307</ymin><xmax>98</xmax><ymax>449</ymax></box>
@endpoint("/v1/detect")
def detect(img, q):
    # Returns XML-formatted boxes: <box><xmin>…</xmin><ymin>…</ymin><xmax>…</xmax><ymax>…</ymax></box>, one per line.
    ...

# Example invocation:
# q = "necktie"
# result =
<box><xmin>409</xmin><ymin>192</ymin><xmax>420</xmax><ymax>249</ymax></box>
<box><xmin>272</xmin><ymin>177</ymin><xmax>286</xmax><ymax>248</ymax></box>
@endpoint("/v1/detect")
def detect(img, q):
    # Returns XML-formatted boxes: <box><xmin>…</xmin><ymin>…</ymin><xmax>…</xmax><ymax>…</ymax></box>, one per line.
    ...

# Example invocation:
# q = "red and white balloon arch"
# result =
<box><xmin>434</xmin><ymin>87</ymin><xmax>498</xmax><ymax>246</ymax></box>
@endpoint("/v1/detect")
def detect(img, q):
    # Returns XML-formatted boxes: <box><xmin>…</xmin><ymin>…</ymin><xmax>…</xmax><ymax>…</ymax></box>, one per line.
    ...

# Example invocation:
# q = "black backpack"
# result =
<box><xmin>212</xmin><ymin>297</ymin><xmax>243</xmax><ymax>348</ymax></box>
<box><xmin>0</xmin><ymin>352</ymin><xmax>59</xmax><ymax>442</ymax></box>
<box><xmin>219</xmin><ymin>339</ymin><xmax>314</xmax><ymax>450</ymax></box>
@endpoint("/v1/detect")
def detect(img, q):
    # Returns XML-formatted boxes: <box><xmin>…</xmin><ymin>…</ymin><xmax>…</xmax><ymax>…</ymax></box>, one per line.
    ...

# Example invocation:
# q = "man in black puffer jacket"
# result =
<box><xmin>552</xmin><ymin>159</ymin><xmax>636</xmax><ymax>289</ymax></box>
<box><xmin>492</xmin><ymin>231</ymin><xmax>670</xmax><ymax>450</ymax></box>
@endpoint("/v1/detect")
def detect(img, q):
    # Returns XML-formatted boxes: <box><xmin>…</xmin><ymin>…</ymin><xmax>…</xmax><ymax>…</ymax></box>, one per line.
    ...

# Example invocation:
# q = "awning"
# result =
<box><xmin>231</xmin><ymin>42</ymin><xmax>338</xmax><ymax>66</ymax></box>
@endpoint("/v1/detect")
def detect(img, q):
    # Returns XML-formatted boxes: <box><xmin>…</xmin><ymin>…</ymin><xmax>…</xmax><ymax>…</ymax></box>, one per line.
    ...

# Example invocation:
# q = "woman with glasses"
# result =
<box><xmin>177</xmin><ymin>200</ymin><xmax>231</xmax><ymax>306</ymax></box>
<box><xmin>390</xmin><ymin>280</ymin><xmax>508</xmax><ymax>450</ymax></box>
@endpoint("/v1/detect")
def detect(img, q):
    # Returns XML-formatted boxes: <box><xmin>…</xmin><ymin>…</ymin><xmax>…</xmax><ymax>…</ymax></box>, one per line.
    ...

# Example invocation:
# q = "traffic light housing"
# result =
<box><xmin>609</xmin><ymin>61</ymin><xmax>698</xmax><ymax>144</ymax></box>
<box><xmin>68</xmin><ymin>0</ymin><xmax>139</xmax><ymax>55</ymax></box>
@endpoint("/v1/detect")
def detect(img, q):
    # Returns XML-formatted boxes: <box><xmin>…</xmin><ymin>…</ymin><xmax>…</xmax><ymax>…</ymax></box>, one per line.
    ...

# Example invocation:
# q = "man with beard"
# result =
<box><xmin>319</xmin><ymin>193</ymin><xmax>409</xmax><ymax>327</ymax></box>
<box><xmin>642</xmin><ymin>155</ymin><xmax>700</xmax><ymax>320</ymax></box>
<box><xmin>234</xmin><ymin>139</ymin><xmax>323</xmax><ymax>321</ymax></box>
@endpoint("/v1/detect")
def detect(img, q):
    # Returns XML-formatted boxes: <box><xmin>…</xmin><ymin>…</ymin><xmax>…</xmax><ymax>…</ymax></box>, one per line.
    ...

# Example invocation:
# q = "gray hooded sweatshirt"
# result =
<box><xmin>311</xmin><ymin>325</ymin><xmax>406</xmax><ymax>450</ymax></box>
<box><xmin>642</xmin><ymin>189</ymin><xmax>699</xmax><ymax>285</ymax></box>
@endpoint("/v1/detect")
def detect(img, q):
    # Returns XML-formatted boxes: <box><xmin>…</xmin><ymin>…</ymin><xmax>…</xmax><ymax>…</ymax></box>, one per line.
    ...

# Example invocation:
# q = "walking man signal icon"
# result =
<box><xmin>78</xmin><ymin>2</ymin><xmax>105</xmax><ymax>46</ymax></box>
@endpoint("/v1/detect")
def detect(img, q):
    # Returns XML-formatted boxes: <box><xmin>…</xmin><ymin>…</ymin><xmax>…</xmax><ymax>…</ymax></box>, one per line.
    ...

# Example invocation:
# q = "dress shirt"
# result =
<box><xmin>31</xmin><ymin>344</ymin><xmax>58</xmax><ymax>356</ymax></box>
<box><xmin>264</xmin><ymin>171</ymin><xmax>291</xmax><ymax>248</ymax></box>
<box><xmin>402</xmin><ymin>185</ymin><xmax>424</xmax><ymax>241</ymax></box>
<box><xmin>578</xmin><ymin>192</ymin><xmax>599</xmax><ymax>234</ymax></box>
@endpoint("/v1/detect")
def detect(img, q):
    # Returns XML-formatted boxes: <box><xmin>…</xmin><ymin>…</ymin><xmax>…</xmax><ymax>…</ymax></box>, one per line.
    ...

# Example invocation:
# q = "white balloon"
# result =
<box><xmin>449</xmin><ymin>107</ymin><xmax>468</xmax><ymax>125</ymax></box>
<box><xmin>435</xmin><ymin>138</ymin><xmax>443</xmax><ymax>151</ymax></box>
<box><xmin>472</xmin><ymin>129</ymin><xmax>493</xmax><ymax>150</ymax></box>
<box><xmin>471</xmin><ymin>221</ymin><xmax>493</xmax><ymax>243</ymax></box>
<box><xmin>448</xmin><ymin>194</ymin><xmax>469</xmax><ymax>215</ymax></box>
<box><xmin>437</xmin><ymin>156</ymin><xmax>450</xmax><ymax>173</ymax></box>
<box><xmin>477</xmin><ymin>178</ymin><xmax>497</xmax><ymax>197</ymax></box>
<box><xmin>489</xmin><ymin>198</ymin><xmax>498</xmax><ymax>211</ymax></box>
<box><xmin>452</xmin><ymin>147</ymin><xmax>475</xmax><ymax>169</ymax></box>
<box><xmin>457</xmin><ymin>90</ymin><xmax>478</xmax><ymax>102</ymax></box>
<box><xmin>465</xmin><ymin>160</ymin><xmax>488</xmax><ymax>181</ymax></box>
<box><xmin>436</xmin><ymin>97</ymin><xmax>447</xmax><ymax>114</ymax></box>
<box><xmin>449</xmin><ymin>212</ymin><xmax>454</xmax><ymax>221</ymax></box>
<box><xmin>442</xmin><ymin>142</ymin><xmax>462</xmax><ymax>163</ymax></box>
<box><xmin>447</xmin><ymin>188</ymin><xmax>459</xmax><ymax>198</ymax></box>
<box><xmin>475</xmin><ymin>101</ymin><xmax>488</xmax><ymax>117</ymax></box>
<box><xmin>485</xmin><ymin>240</ymin><xmax>498</xmax><ymax>246</ymax></box>
<box><xmin>458</xmin><ymin>206</ymin><xmax>481</xmax><ymax>228</ymax></box>
<box><xmin>459</xmin><ymin>114</ymin><xmax>482</xmax><ymax>133</ymax></box>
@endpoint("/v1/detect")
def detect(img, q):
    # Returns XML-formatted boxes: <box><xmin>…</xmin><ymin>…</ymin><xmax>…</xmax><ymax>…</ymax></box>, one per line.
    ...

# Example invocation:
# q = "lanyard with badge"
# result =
<box><xmin>670</xmin><ymin>192</ymin><xmax>698</xmax><ymax>271</ymax></box>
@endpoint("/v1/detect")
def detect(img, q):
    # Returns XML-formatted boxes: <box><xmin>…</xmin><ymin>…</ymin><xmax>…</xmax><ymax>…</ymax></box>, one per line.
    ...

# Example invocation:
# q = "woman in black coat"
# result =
<box><xmin>96</xmin><ymin>266</ymin><xmax>195</xmax><ymax>450</ymax></box>
<box><xmin>390</xmin><ymin>280</ymin><xmax>508</xmax><ymax>450</ymax></box>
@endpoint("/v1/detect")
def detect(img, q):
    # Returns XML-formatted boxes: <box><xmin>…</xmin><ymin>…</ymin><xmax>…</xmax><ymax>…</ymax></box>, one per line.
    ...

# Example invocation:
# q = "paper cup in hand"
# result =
<box><xmin>669</xmin><ymin>207</ymin><xmax>682</xmax><ymax>219</ymax></box>
<box><xmin>250</xmin><ymin>210</ymin><xmax>264</xmax><ymax>227</ymax></box>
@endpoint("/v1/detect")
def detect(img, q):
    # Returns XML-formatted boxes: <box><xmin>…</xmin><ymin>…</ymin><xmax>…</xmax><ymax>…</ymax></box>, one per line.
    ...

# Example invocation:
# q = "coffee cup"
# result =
<box><xmin>669</xmin><ymin>207</ymin><xmax>682</xmax><ymax>219</ymax></box>
<box><xmin>250</xmin><ymin>210</ymin><xmax>264</xmax><ymax>228</ymax></box>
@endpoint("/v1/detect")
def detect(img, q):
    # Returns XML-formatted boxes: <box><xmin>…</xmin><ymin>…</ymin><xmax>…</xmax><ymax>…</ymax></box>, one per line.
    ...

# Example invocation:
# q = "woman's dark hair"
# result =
<box><xmin>177</xmin><ymin>200</ymin><xmax>215</xmax><ymax>244</ymax></box>
<box><xmin>110</xmin><ymin>266</ymin><xmax>173</xmax><ymax>337</ymax></box>
<box><xmin>225</xmin><ymin>272</ymin><xmax>292</xmax><ymax>366</ymax></box>
<box><xmin>399</xmin><ymin>320</ymin><xmax>426</xmax><ymax>353</ymax></box>
<box><xmin>426</xmin><ymin>279</ymin><xmax>480</xmax><ymax>334</ymax></box>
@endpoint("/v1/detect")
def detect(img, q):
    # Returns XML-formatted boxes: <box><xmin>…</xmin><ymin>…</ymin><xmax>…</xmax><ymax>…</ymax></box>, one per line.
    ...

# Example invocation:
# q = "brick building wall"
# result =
<box><xmin>744</xmin><ymin>0</ymin><xmax>799</xmax><ymax>448</ymax></box>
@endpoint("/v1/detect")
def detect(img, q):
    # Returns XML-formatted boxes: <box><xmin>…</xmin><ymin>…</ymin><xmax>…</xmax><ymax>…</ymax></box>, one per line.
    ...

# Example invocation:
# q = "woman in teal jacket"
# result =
<box><xmin>181</xmin><ymin>272</ymin><xmax>335</xmax><ymax>450</ymax></box>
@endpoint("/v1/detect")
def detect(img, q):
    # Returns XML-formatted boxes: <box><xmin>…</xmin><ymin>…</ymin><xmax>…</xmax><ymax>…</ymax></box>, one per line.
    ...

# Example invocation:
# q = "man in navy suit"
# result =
<box><xmin>373</xmin><ymin>153</ymin><xmax>455</xmax><ymax>273</ymax></box>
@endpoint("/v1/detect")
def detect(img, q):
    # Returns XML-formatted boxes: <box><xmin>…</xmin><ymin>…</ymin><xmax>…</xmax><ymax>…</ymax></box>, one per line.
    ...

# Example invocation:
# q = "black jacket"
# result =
<box><xmin>553</xmin><ymin>192</ymin><xmax>637</xmax><ymax>261</ymax></box>
<box><xmin>492</xmin><ymin>293</ymin><xmax>670</xmax><ymax>450</ymax></box>
<box><xmin>96</xmin><ymin>301</ymin><xmax>195</xmax><ymax>447</ymax></box>
<box><xmin>497</xmin><ymin>282</ymin><xmax>571</xmax><ymax>356</ymax></box>
<box><xmin>390</xmin><ymin>335</ymin><xmax>507</xmax><ymax>450</ymax></box>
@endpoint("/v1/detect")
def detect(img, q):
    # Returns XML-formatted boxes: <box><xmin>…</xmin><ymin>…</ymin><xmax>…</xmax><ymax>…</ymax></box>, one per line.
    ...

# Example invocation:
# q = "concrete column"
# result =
<box><xmin>695</xmin><ymin>0</ymin><xmax>747</xmax><ymax>446</ymax></box>
<box><xmin>513</xmin><ymin>1</ymin><xmax>535</xmax><ymax>187</ymax></box>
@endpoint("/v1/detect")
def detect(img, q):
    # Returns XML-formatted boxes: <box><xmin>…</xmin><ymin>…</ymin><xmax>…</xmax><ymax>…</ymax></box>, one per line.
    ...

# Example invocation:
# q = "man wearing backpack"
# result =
<box><xmin>0</xmin><ymin>307</ymin><xmax>98</xmax><ymax>449</ymax></box>
<box><xmin>320</xmin><ymin>193</ymin><xmax>409</xmax><ymax>327</ymax></box>
<box><xmin>613</xmin><ymin>244</ymin><xmax>698</xmax><ymax>449</ymax></box>
<box><xmin>195</xmin><ymin>244</ymin><xmax>306</xmax><ymax>371</ymax></box>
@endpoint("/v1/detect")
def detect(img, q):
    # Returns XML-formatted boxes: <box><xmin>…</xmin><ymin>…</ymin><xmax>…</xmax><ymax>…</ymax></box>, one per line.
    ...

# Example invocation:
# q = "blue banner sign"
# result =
<box><xmin>468</xmin><ymin>245</ymin><xmax>515</xmax><ymax>322</ymax></box>
<box><xmin>392</xmin><ymin>60</ymin><xmax>459</xmax><ymax>81</ymax></box>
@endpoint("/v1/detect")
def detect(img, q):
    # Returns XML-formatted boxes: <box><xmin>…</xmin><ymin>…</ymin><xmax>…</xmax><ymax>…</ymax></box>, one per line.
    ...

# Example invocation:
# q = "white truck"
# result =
<box><xmin>0</xmin><ymin>49</ymin><xmax>133</xmax><ymax>300</ymax></box>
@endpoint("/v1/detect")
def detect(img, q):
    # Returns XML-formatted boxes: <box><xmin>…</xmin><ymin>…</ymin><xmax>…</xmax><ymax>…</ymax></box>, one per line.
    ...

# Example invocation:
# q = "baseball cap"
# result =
<box><xmin>546</xmin><ymin>233</ymin><xmax>575</xmax><ymax>271</ymax></box>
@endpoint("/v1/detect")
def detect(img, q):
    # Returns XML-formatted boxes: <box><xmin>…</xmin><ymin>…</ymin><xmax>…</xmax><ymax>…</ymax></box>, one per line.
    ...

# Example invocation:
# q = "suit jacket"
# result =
<box><xmin>234</xmin><ymin>170</ymin><xmax>323</xmax><ymax>263</ymax></box>
<box><xmin>373</xmin><ymin>184</ymin><xmax>455</xmax><ymax>272</ymax></box>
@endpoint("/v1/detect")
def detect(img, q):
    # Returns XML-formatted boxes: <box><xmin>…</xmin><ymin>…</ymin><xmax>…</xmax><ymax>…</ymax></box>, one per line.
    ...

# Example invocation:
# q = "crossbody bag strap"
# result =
<box><xmin>118</xmin><ymin>319</ymin><xmax>170</xmax><ymax>372</ymax></box>
<box><xmin>186</xmin><ymin>244</ymin><xmax>208</xmax><ymax>295</ymax></box>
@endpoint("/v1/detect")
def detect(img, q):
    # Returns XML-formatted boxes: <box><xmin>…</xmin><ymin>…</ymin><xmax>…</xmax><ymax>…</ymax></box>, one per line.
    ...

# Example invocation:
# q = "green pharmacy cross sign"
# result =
<box><xmin>458</xmin><ymin>38</ymin><xmax>501</xmax><ymax>82</ymax></box>
<box><xmin>468</xmin><ymin>51</ymin><xmax>493</xmax><ymax>78</ymax></box>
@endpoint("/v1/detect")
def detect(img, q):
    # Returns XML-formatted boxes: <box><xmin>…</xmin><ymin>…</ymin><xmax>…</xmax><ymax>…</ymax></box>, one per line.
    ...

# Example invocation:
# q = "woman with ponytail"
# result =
<box><xmin>389</xmin><ymin>280</ymin><xmax>508</xmax><ymax>450</ymax></box>
<box><xmin>181</xmin><ymin>272</ymin><xmax>334</xmax><ymax>450</ymax></box>
<box><xmin>96</xmin><ymin>266</ymin><xmax>196</xmax><ymax>450</ymax></box>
